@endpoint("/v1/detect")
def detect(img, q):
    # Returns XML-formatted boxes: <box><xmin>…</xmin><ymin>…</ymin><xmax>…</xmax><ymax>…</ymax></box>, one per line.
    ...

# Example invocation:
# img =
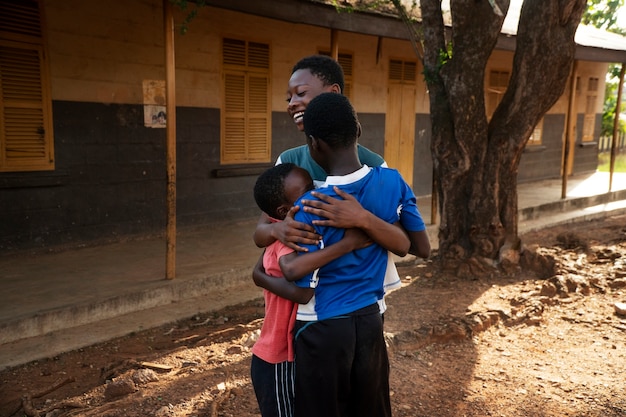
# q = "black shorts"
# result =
<box><xmin>250</xmin><ymin>354</ymin><xmax>295</xmax><ymax>417</ymax></box>
<box><xmin>293</xmin><ymin>303</ymin><xmax>392</xmax><ymax>417</ymax></box>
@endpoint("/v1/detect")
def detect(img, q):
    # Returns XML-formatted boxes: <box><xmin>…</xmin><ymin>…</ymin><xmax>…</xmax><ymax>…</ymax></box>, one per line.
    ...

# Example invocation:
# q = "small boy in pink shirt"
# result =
<box><xmin>251</xmin><ymin>163</ymin><xmax>370</xmax><ymax>417</ymax></box>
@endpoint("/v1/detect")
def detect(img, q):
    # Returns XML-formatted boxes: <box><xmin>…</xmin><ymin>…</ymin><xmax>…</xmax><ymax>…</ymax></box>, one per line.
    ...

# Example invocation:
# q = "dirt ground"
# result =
<box><xmin>2</xmin><ymin>214</ymin><xmax>626</xmax><ymax>417</ymax></box>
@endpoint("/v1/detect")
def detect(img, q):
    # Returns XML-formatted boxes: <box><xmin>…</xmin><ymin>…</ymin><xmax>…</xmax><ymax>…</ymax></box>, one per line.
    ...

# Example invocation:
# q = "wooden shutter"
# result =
<box><xmin>0</xmin><ymin>0</ymin><xmax>54</xmax><ymax>172</ymax></box>
<box><xmin>486</xmin><ymin>70</ymin><xmax>510</xmax><ymax>120</ymax></box>
<box><xmin>528</xmin><ymin>118</ymin><xmax>543</xmax><ymax>145</ymax></box>
<box><xmin>319</xmin><ymin>51</ymin><xmax>353</xmax><ymax>99</ymax></box>
<box><xmin>221</xmin><ymin>38</ymin><xmax>270</xmax><ymax>164</ymax></box>
<box><xmin>389</xmin><ymin>59</ymin><xmax>416</xmax><ymax>83</ymax></box>
<box><xmin>337</xmin><ymin>53</ymin><xmax>353</xmax><ymax>99</ymax></box>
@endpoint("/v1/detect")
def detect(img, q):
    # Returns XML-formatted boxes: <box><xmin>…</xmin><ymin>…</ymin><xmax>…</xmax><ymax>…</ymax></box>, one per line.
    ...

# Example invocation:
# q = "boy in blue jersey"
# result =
<box><xmin>279</xmin><ymin>92</ymin><xmax>426</xmax><ymax>417</ymax></box>
<box><xmin>251</xmin><ymin>163</ymin><xmax>378</xmax><ymax>417</ymax></box>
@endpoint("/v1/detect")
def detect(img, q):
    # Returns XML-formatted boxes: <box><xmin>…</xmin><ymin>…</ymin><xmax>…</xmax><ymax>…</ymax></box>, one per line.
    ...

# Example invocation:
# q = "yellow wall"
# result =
<box><xmin>574</xmin><ymin>60</ymin><xmax>609</xmax><ymax>113</ymax></box>
<box><xmin>485</xmin><ymin>50</ymin><xmax>608</xmax><ymax>116</ymax></box>
<box><xmin>45</xmin><ymin>0</ymin><xmax>165</xmax><ymax>104</ymax></box>
<box><xmin>44</xmin><ymin>0</ymin><xmax>429</xmax><ymax>113</ymax></box>
<box><xmin>43</xmin><ymin>0</ymin><xmax>608</xmax><ymax>117</ymax></box>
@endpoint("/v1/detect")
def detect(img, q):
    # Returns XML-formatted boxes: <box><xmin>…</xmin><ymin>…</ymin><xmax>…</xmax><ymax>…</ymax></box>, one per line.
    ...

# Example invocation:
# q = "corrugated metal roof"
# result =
<box><xmin>313</xmin><ymin>0</ymin><xmax>626</xmax><ymax>54</ymax></box>
<box><xmin>205</xmin><ymin>0</ymin><xmax>626</xmax><ymax>61</ymax></box>
<box><xmin>575</xmin><ymin>25</ymin><xmax>626</xmax><ymax>51</ymax></box>
<box><xmin>501</xmin><ymin>0</ymin><xmax>626</xmax><ymax>53</ymax></box>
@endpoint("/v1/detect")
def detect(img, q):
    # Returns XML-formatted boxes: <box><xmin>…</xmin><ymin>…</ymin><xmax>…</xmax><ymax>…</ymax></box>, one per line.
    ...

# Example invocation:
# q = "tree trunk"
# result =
<box><xmin>421</xmin><ymin>0</ymin><xmax>585</xmax><ymax>277</ymax></box>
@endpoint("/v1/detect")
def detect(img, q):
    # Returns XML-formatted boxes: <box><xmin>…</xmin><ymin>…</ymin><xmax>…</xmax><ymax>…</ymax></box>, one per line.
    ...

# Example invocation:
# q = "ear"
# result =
<box><xmin>309</xmin><ymin>135</ymin><xmax>320</xmax><ymax>151</ymax></box>
<box><xmin>329</xmin><ymin>83</ymin><xmax>341</xmax><ymax>94</ymax></box>
<box><xmin>276</xmin><ymin>204</ymin><xmax>290</xmax><ymax>219</ymax></box>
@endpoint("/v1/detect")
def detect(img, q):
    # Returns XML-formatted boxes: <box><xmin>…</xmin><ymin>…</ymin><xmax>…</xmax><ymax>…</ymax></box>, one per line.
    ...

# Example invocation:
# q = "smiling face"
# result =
<box><xmin>286</xmin><ymin>69</ymin><xmax>340</xmax><ymax>132</ymax></box>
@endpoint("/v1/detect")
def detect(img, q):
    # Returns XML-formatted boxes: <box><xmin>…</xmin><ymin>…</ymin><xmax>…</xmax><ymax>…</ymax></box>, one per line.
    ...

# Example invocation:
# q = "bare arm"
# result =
<box><xmin>252</xmin><ymin>252</ymin><xmax>313</xmax><ymax>304</ymax></box>
<box><xmin>408</xmin><ymin>230</ymin><xmax>431</xmax><ymax>259</ymax></box>
<box><xmin>252</xmin><ymin>207</ymin><xmax>321</xmax><ymax>252</ymax></box>
<box><xmin>301</xmin><ymin>186</ymin><xmax>410</xmax><ymax>257</ymax></box>
<box><xmin>279</xmin><ymin>228</ymin><xmax>372</xmax><ymax>281</ymax></box>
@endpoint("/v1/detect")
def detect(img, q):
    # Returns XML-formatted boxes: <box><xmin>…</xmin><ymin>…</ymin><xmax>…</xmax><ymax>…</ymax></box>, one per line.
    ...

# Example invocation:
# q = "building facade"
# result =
<box><xmin>0</xmin><ymin>0</ymin><xmax>622</xmax><ymax>252</ymax></box>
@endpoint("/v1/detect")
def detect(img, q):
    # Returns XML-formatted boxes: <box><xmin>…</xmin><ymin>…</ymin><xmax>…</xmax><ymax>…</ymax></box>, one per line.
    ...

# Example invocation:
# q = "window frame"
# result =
<box><xmin>0</xmin><ymin>0</ymin><xmax>55</xmax><ymax>172</ymax></box>
<box><xmin>486</xmin><ymin>69</ymin><xmax>510</xmax><ymax>119</ymax></box>
<box><xmin>220</xmin><ymin>37</ymin><xmax>271</xmax><ymax>165</ymax></box>
<box><xmin>582</xmin><ymin>76</ymin><xmax>599</xmax><ymax>143</ymax></box>
<box><xmin>486</xmin><ymin>69</ymin><xmax>543</xmax><ymax>145</ymax></box>
<box><xmin>388</xmin><ymin>58</ymin><xmax>417</xmax><ymax>85</ymax></box>
<box><xmin>318</xmin><ymin>50</ymin><xmax>354</xmax><ymax>99</ymax></box>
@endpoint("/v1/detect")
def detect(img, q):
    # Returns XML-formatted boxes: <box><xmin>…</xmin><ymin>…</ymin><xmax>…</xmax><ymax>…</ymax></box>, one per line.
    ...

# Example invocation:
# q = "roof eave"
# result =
<box><xmin>204</xmin><ymin>0</ymin><xmax>626</xmax><ymax>63</ymax></box>
<box><xmin>203</xmin><ymin>0</ymin><xmax>409</xmax><ymax>38</ymax></box>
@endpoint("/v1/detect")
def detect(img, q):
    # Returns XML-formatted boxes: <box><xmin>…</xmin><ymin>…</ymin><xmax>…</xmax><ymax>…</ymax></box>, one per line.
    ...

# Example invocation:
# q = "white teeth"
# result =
<box><xmin>293</xmin><ymin>112</ymin><xmax>304</xmax><ymax>123</ymax></box>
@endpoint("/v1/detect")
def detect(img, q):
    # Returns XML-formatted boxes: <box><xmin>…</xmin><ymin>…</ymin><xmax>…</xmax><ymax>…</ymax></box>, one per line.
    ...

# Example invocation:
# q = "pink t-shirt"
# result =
<box><xmin>251</xmin><ymin>239</ymin><xmax>298</xmax><ymax>363</ymax></box>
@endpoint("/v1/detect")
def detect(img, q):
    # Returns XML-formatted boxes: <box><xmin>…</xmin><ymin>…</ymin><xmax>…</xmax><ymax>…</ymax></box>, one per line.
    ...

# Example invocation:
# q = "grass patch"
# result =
<box><xmin>598</xmin><ymin>152</ymin><xmax>626</xmax><ymax>172</ymax></box>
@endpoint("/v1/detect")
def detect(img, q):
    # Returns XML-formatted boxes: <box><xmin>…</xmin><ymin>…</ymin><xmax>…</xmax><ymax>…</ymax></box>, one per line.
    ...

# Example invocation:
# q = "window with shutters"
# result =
<box><xmin>486</xmin><ymin>69</ymin><xmax>542</xmax><ymax>145</ymax></box>
<box><xmin>0</xmin><ymin>0</ymin><xmax>54</xmax><ymax>172</ymax></box>
<box><xmin>388</xmin><ymin>59</ymin><xmax>416</xmax><ymax>85</ymax></box>
<box><xmin>319</xmin><ymin>51</ymin><xmax>353</xmax><ymax>99</ymax></box>
<box><xmin>582</xmin><ymin>77</ymin><xmax>598</xmax><ymax>142</ymax></box>
<box><xmin>486</xmin><ymin>70</ymin><xmax>509</xmax><ymax>118</ymax></box>
<box><xmin>527</xmin><ymin>119</ymin><xmax>543</xmax><ymax>146</ymax></box>
<box><xmin>221</xmin><ymin>38</ymin><xmax>271</xmax><ymax>164</ymax></box>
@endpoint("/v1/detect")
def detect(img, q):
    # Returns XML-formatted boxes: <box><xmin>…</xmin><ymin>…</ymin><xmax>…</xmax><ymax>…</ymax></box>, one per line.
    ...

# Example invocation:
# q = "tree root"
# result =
<box><xmin>100</xmin><ymin>359</ymin><xmax>135</xmax><ymax>382</ymax></box>
<box><xmin>210</xmin><ymin>371</ymin><xmax>233</xmax><ymax>417</ymax></box>
<box><xmin>21</xmin><ymin>395</ymin><xmax>39</xmax><ymax>417</ymax></box>
<box><xmin>14</xmin><ymin>376</ymin><xmax>76</xmax><ymax>417</ymax></box>
<box><xmin>388</xmin><ymin>239</ymin><xmax>618</xmax><ymax>355</ymax></box>
<box><xmin>386</xmin><ymin>310</ymin><xmax>508</xmax><ymax>354</ymax></box>
<box><xmin>210</xmin><ymin>388</ymin><xmax>232</xmax><ymax>417</ymax></box>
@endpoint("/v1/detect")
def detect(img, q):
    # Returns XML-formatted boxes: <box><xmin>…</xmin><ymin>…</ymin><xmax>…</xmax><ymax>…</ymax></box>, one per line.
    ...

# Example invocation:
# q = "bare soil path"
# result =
<box><xmin>2</xmin><ymin>214</ymin><xmax>626</xmax><ymax>417</ymax></box>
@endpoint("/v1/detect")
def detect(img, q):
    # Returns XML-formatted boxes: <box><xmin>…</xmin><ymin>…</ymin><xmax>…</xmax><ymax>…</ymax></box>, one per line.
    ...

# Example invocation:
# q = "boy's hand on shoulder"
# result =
<box><xmin>276</xmin><ymin>206</ymin><xmax>322</xmax><ymax>252</ymax></box>
<box><xmin>303</xmin><ymin>186</ymin><xmax>367</xmax><ymax>229</ymax></box>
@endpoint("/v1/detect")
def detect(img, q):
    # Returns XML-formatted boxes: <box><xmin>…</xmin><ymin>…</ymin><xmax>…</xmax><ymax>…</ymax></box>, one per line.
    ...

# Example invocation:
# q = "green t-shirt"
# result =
<box><xmin>276</xmin><ymin>144</ymin><xmax>386</xmax><ymax>185</ymax></box>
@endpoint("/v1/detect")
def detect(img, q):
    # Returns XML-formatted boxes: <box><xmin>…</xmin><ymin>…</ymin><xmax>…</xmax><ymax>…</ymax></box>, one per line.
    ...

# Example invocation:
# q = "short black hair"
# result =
<box><xmin>303</xmin><ymin>93</ymin><xmax>358</xmax><ymax>149</ymax></box>
<box><xmin>254</xmin><ymin>163</ymin><xmax>298</xmax><ymax>219</ymax></box>
<box><xmin>291</xmin><ymin>55</ymin><xmax>345</xmax><ymax>94</ymax></box>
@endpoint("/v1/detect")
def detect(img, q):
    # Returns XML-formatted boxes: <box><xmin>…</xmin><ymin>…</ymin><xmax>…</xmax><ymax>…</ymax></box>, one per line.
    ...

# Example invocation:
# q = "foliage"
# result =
<box><xmin>598</xmin><ymin>151</ymin><xmax>626</xmax><ymax>171</ymax></box>
<box><xmin>331</xmin><ymin>0</ymin><xmax>389</xmax><ymax>14</ymax></box>
<box><xmin>582</xmin><ymin>0</ymin><xmax>625</xmax><ymax>34</ymax></box>
<box><xmin>438</xmin><ymin>43</ymin><xmax>453</xmax><ymax>67</ymax></box>
<box><xmin>601</xmin><ymin>78</ymin><xmax>626</xmax><ymax>137</ymax></box>
<box><xmin>169</xmin><ymin>0</ymin><xmax>208</xmax><ymax>34</ymax></box>
<box><xmin>423</xmin><ymin>43</ymin><xmax>453</xmax><ymax>84</ymax></box>
<box><xmin>330</xmin><ymin>0</ymin><xmax>417</xmax><ymax>15</ymax></box>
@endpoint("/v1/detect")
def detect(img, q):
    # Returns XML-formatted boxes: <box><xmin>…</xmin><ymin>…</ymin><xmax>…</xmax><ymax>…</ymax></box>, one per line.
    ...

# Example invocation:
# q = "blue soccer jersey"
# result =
<box><xmin>293</xmin><ymin>165</ymin><xmax>424</xmax><ymax>321</ymax></box>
